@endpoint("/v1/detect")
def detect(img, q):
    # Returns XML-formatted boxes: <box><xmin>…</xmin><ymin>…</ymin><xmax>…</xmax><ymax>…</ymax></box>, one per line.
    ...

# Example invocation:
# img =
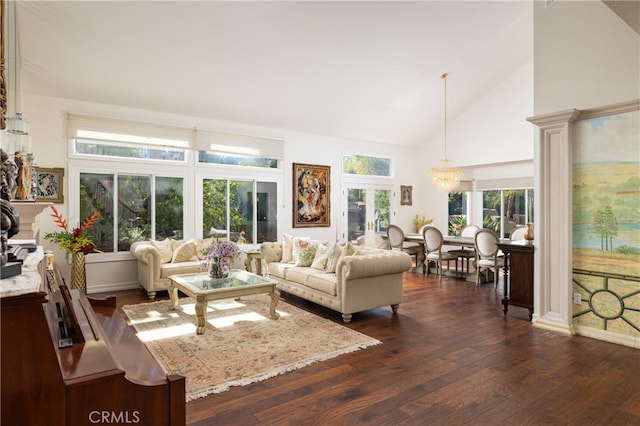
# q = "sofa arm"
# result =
<box><xmin>260</xmin><ymin>242</ymin><xmax>283</xmax><ymax>264</ymax></box>
<box><xmin>130</xmin><ymin>241</ymin><xmax>161</xmax><ymax>266</ymax></box>
<box><xmin>338</xmin><ymin>250</ymin><xmax>411</xmax><ymax>280</ymax></box>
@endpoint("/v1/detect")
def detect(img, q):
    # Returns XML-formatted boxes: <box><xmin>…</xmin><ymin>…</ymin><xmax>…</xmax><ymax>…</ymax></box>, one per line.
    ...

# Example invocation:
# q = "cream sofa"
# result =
<box><xmin>130</xmin><ymin>238</ymin><xmax>216</xmax><ymax>299</ymax></box>
<box><xmin>260</xmin><ymin>240</ymin><xmax>412</xmax><ymax>323</ymax></box>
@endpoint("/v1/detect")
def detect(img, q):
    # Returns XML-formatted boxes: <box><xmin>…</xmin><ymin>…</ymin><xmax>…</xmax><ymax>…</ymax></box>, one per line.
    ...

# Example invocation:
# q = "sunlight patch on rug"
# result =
<box><xmin>122</xmin><ymin>295</ymin><xmax>381</xmax><ymax>401</ymax></box>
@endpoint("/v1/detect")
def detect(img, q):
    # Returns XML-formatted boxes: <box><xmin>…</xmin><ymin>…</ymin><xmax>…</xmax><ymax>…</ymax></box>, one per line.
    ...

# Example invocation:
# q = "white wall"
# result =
<box><xmin>534</xmin><ymin>0</ymin><xmax>640</xmax><ymax>114</ymax></box>
<box><xmin>415</xmin><ymin>60</ymin><xmax>535</xmax><ymax>230</ymax></box>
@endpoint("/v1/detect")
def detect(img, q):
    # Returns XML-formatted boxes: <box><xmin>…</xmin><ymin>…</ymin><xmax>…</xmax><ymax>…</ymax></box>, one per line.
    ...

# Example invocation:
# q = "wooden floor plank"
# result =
<box><xmin>95</xmin><ymin>270</ymin><xmax>640</xmax><ymax>425</ymax></box>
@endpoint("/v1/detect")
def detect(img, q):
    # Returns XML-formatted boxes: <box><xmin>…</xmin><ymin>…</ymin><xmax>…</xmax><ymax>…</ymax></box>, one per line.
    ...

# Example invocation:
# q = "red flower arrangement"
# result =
<box><xmin>44</xmin><ymin>206</ymin><xmax>102</xmax><ymax>254</ymax></box>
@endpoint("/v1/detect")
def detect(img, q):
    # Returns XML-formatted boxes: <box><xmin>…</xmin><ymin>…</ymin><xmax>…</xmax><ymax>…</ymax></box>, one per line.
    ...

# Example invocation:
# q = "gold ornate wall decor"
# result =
<box><xmin>292</xmin><ymin>163</ymin><xmax>330</xmax><ymax>228</ymax></box>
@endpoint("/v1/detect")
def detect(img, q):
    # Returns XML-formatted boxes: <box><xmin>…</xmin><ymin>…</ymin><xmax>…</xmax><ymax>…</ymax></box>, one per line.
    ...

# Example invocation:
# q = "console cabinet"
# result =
<box><xmin>497</xmin><ymin>240</ymin><xmax>534</xmax><ymax>319</ymax></box>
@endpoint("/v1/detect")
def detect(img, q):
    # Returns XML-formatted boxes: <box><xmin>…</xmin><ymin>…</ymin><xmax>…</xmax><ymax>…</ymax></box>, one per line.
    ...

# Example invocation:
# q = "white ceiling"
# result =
<box><xmin>17</xmin><ymin>1</ymin><xmax>533</xmax><ymax>147</ymax></box>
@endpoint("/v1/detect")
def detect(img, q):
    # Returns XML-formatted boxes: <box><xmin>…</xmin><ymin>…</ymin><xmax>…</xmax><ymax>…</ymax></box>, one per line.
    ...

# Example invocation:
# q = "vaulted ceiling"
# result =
<box><xmin>17</xmin><ymin>1</ymin><xmax>534</xmax><ymax>147</ymax></box>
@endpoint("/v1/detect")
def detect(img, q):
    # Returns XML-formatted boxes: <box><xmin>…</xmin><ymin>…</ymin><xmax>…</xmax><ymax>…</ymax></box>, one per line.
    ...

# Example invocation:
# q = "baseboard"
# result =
<box><xmin>573</xmin><ymin>325</ymin><xmax>640</xmax><ymax>349</ymax></box>
<box><xmin>87</xmin><ymin>281</ymin><xmax>140</xmax><ymax>295</ymax></box>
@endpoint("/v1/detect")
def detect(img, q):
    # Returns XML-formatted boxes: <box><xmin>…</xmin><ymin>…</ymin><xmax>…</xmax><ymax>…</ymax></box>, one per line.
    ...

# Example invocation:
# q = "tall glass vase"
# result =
<box><xmin>71</xmin><ymin>252</ymin><xmax>87</xmax><ymax>293</ymax></box>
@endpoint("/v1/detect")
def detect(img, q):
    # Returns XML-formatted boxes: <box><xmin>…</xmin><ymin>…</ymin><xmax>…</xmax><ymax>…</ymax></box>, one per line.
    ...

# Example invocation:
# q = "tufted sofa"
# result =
<box><xmin>260</xmin><ymin>239</ymin><xmax>412</xmax><ymax>323</ymax></box>
<box><xmin>130</xmin><ymin>238</ymin><xmax>250</xmax><ymax>299</ymax></box>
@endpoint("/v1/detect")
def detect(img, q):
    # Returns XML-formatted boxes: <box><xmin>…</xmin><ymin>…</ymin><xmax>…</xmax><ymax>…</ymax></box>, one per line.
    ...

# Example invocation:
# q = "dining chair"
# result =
<box><xmin>447</xmin><ymin>224</ymin><xmax>479</xmax><ymax>273</ymax></box>
<box><xmin>510</xmin><ymin>226</ymin><xmax>526</xmax><ymax>241</ymax></box>
<box><xmin>422</xmin><ymin>225</ymin><xmax>458</xmax><ymax>278</ymax></box>
<box><xmin>387</xmin><ymin>224</ymin><xmax>421</xmax><ymax>266</ymax></box>
<box><xmin>473</xmin><ymin>228</ymin><xmax>504</xmax><ymax>288</ymax></box>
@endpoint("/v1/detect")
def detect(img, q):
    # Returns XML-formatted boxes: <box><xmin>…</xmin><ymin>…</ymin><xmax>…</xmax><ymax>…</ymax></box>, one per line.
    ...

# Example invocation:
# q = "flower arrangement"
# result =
<box><xmin>201</xmin><ymin>240</ymin><xmax>241</xmax><ymax>277</ymax></box>
<box><xmin>44</xmin><ymin>206</ymin><xmax>102</xmax><ymax>254</ymax></box>
<box><xmin>412</xmin><ymin>212</ymin><xmax>433</xmax><ymax>233</ymax></box>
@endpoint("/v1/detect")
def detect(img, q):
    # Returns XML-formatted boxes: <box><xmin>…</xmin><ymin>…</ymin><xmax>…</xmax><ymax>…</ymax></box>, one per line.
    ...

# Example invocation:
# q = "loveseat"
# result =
<box><xmin>130</xmin><ymin>238</ymin><xmax>229</xmax><ymax>299</ymax></box>
<box><xmin>260</xmin><ymin>237</ymin><xmax>412</xmax><ymax>323</ymax></box>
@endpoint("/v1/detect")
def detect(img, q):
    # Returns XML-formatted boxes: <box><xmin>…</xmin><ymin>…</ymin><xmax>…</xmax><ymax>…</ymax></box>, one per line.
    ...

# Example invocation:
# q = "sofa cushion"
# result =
<box><xmin>294</xmin><ymin>238</ymin><xmax>317</xmax><ymax>267</ymax></box>
<box><xmin>306</xmin><ymin>273</ymin><xmax>338</xmax><ymax>296</ymax></box>
<box><xmin>150</xmin><ymin>238</ymin><xmax>173</xmax><ymax>264</ymax></box>
<box><xmin>284</xmin><ymin>266</ymin><xmax>326</xmax><ymax>285</ymax></box>
<box><xmin>159</xmin><ymin>260</ymin><xmax>202</xmax><ymax>278</ymax></box>
<box><xmin>266</xmin><ymin>262</ymin><xmax>295</xmax><ymax>280</ymax></box>
<box><xmin>172</xmin><ymin>239</ymin><xmax>198</xmax><ymax>262</ymax></box>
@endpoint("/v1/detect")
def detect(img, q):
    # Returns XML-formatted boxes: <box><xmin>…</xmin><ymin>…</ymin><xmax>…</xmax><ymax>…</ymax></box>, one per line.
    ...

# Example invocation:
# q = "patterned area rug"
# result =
<box><xmin>122</xmin><ymin>295</ymin><xmax>381</xmax><ymax>401</ymax></box>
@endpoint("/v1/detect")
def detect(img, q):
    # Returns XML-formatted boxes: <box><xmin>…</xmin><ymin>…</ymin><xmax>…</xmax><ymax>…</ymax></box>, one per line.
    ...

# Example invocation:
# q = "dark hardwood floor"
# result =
<box><xmin>96</xmin><ymin>271</ymin><xmax>640</xmax><ymax>426</ymax></box>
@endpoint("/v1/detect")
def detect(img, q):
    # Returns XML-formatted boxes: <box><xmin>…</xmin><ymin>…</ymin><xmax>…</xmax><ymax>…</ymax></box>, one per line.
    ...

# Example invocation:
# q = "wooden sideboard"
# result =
<box><xmin>497</xmin><ymin>240</ymin><xmax>534</xmax><ymax>320</ymax></box>
<box><xmin>1</xmin><ymin>260</ymin><xmax>186</xmax><ymax>425</ymax></box>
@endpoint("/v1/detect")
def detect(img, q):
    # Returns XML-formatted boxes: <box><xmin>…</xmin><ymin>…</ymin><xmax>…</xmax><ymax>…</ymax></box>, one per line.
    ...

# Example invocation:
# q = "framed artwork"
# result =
<box><xmin>400</xmin><ymin>185</ymin><xmax>412</xmax><ymax>206</ymax></box>
<box><xmin>36</xmin><ymin>167</ymin><xmax>64</xmax><ymax>203</ymax></box>
<box><xmin>293</xmin><ymin>163</ymin><xmax>330</xmax><ymax>227</ymax></box>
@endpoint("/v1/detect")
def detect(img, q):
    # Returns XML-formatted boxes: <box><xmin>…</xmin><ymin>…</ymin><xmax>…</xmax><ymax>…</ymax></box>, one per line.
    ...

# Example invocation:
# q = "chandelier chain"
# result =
<box><xmin>442</xmin><ymin>72</ymin><xmax>448</xmax><ymax>162</ymax></box>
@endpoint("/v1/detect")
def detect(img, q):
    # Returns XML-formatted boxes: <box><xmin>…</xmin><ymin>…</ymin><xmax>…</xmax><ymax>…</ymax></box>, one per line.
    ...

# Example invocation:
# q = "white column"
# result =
<box><xmin>527</xmin><ymin>109</ymin><xmax>579</xmax><ymax>335</ymax></box>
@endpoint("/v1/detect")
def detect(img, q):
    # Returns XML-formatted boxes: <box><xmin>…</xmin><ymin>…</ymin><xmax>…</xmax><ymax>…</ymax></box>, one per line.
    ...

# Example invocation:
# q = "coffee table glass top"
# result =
<box><xmin>169</xmin><ymin>269</ymin><xmax>271</xmax><ymax>292</ymax></box>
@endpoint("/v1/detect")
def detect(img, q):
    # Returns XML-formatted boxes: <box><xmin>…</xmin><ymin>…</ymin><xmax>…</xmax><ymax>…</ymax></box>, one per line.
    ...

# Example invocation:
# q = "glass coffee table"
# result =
<box><xmin>168</xmin><ymin>270</ymin><xmax>280</xmax><ymax>335</ymax></box>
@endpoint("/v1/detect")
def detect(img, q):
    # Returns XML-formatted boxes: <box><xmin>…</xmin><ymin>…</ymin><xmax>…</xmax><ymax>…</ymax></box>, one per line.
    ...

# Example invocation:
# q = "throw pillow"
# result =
<box><xmin>292</xmin><ymin>237</ymin><xmax>312</xmax><ymax>265</ymax></box>
<box><xmin>150</xmin><ymin>238</ymin><xmax>173</xmax><ymax>264</ymax></box>
<box><xmin>311</xmin><ymin>242</ymin><xmax>333</xmax><ymax>270</ymax></box>
<box><xmin>294</xmin><ymin>239</ymin><xmax>317</xmax><ymax>267</ymax></box>
<box><xmin>194</xmin><ymin>238</ymin><xmax>214</xmax><ymax>259</ymax></box>
<box><xmin>325</xmin><ymin>243</ymin><xmax>345</xmax><ymax>273</ymax></box>
<box><xmin>172</xmin><ymin>239</ymin><xmax>198</xmax><ymax>262</ymax></box>
<box><xmin>281</xmin><ymin>233</ymin><xmax>293</xmax><ymax>263</ymax></box>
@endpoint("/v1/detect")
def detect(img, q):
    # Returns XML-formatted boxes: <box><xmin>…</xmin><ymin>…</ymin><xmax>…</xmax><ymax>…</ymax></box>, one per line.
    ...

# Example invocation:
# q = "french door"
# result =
<box><xmin>342</xmin><ymin>184</ymin><xmax>393</xmax><ymax>247</ymax></box>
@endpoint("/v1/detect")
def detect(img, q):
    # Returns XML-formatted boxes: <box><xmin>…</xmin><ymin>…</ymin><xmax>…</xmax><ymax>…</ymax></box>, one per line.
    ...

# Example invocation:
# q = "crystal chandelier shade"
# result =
<box><xmin>428</xmin><ymin>73</ymin><xmax>462</xmax><ymax>192</ymax></box>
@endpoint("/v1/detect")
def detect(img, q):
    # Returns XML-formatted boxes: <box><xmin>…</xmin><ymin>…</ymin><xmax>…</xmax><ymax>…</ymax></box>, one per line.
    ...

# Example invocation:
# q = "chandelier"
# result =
<box><xmin>428</xmin><ymin>73</ymin><xmax>462</xmax><ymax>192</ymax></box>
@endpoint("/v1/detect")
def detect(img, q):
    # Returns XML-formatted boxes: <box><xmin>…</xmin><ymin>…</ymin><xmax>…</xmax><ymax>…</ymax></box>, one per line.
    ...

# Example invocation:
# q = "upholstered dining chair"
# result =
<box><xmin>447</xmin><ymin>224</ymin><xmax>480</xmax><ymax>273</ymax></box>
<box><xmin>510</xmin><ymin>226</ymin><xmax>526</xmax><ymax>241</ymax></box>
<box><xmin>387</xmin><ymin>224</ymin><xmax>421</xmax><ymax>267</ymax></box>
<box><xmin>422</xmin><ymin>226</ymin><xmax>458</xmax><ymax>278</ymax></box>
<box><xmin>473</xmin><ymin>228</ymin><xmax>504</xmax><ymax>288</ymax></box>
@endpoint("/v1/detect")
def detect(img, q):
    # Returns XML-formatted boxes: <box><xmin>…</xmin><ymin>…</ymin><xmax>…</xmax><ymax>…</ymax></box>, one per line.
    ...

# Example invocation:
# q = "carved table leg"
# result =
<box><xmin>168</xmin><ymin>283</ymin><xmax>179</xmax><ymax>310</ymax></box>
<box><xmin>269</xmin><ymin>287</ymin><xmax>280</xmax><ymax>320</ymax></box>
<box><xmin>195</xmin><ymin>295</ymin><xmax>208</xmax><ymax>335</ymax></box>
<box><xmin>502</xmin><ymin>252</ymin><xmax>510</xmax><ymax>316</ymax></box>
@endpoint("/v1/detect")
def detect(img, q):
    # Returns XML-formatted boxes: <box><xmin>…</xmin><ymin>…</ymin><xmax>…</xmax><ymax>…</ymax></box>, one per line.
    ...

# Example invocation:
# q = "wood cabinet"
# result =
<box><xmin>497</xmin><ymin>240</ymin><xmax>534</xmax><ymax>319</ymax></box>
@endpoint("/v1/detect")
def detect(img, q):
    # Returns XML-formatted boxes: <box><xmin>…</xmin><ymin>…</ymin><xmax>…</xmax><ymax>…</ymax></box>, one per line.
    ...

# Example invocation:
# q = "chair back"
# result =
<box><xmin>474</xmin><ymin>229</ymin><xmax>500</xmax><ymax>258</ymax></box>
<box><xmin>387</xmin><ymin>224</ymin><xmax>406</xmax><ymax>249</ymax></box>
<box><xmin>510</xmin><ymin>226</ymin><xmax>526</xmax><ymax>241</ymax></box>
<box><xmin>460</xmin><ymin>225</ymin><xmax>480</xmax><ymax>238</ymax></box>
<box><xmin>422</xmin><ymin>226</ymin><xmax>444</xmax><ymax>253</ymax></box>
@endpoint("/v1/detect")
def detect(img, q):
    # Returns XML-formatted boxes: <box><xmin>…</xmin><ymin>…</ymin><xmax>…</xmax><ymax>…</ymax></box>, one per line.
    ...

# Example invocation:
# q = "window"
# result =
<box><xmin>448</xmin><ymin>191</ymin><xmax>468</xmax><ymax>235</ymax></box>
<box><xmin>198</xmin><ymin>151</ymin><xmax>278</xmax><ymax>168</ymax></box>
<box><xmin>202</xmin><ymin>179</ymin><xmax>277</xmax><ymax>245</ymax></box>
<box><xmin>343</xmin><ymin>154</ymin><xmax>392</xmax><ymax>177</ymax></box>
<box><xmin>80</xmin><ymin>172</ymin><xmax>184</xmax><ymax>253</ymax></box>
<box><xmin>482</xmin><ymin>189</ymin><xmax>534</xmax><ymax>238</ymax></box>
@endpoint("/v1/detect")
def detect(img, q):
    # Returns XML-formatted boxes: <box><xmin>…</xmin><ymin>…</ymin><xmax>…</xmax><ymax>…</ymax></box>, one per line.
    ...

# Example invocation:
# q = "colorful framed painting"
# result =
<box><xmin>293</xmin><ymin>163</ymin><xmax>330</xmax><ymax>228</ymax></box>
<box><xmin>36</xmin><ymin>167</ymin><xmax>64</xmax><ymax>203</ymax></box>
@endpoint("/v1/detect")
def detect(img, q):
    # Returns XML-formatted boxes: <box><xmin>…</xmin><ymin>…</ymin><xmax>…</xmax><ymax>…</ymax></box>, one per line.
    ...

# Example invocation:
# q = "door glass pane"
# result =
<box><xmin>230</xmin><ymin>180</ymin><xmax>253</xmax><ymax>243</ymax></box>
<box><xmin>527</xmin><ymin>189</ymin><xmax>534</xmax><ymax>223</ymax></box>
<box><xmin>257</xmin><ymin>181</ymin><xmax>277</xmax><ymax>243</ymax></box>
<box><xmin>347</xmin><ymin>188</ymin><xmax>366</xmax><ymax>243</ymax></box>
<box><xmin>448</xmin><ymin>191</ymin><xmax>468</xmax><ymax>235</ymax></box>
<box><xmin>80</xmin><ymin>173</ymin><xmax>115</xmax><ymax>253</ymax></box>
<box><xmin>203</xmin><ymin>179</ymin><xmax>227</xmax><ymax>239</ymax></box>
<box><xmin>503</xmin><ymin>189</ymin><xmax>526</xmax><ymax>238</ymax></box>
<box><xmin>155</xmin><ymin>177</ymin><xmax>184</xmax><ymax>240</ymax></box>
<box><xmin>118</xmin><ymin>175</ymin><xmax>151</xmax><ymax>251</ymax></box>
<box><xmin>374</xmin><ymin>189</ymin><xmax>391</xmax><ymax>235</ymax></box>
<box><xmin>483</xmin><ymin>190</ymin><xmax>501</xmax><ymax>235</ymax></box>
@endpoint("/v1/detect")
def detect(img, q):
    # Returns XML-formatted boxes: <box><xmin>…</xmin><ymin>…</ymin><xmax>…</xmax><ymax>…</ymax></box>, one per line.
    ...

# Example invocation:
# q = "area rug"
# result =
<box><xmin>122</xmin><ymin>295</ymin><xmax>381</xmax><ymax>401</ymax></box>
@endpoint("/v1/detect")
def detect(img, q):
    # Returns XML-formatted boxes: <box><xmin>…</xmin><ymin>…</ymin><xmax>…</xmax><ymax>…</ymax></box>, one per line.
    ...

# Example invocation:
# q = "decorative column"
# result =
<box><xmin>527</xmin><ymin>109</ymin><xmax>579</xmax><ymax>335</ymax></box>
<box><xmin>10</xmin><ymin>201</ymin><xmax>52</xmax><ymax>243</ymax></box>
